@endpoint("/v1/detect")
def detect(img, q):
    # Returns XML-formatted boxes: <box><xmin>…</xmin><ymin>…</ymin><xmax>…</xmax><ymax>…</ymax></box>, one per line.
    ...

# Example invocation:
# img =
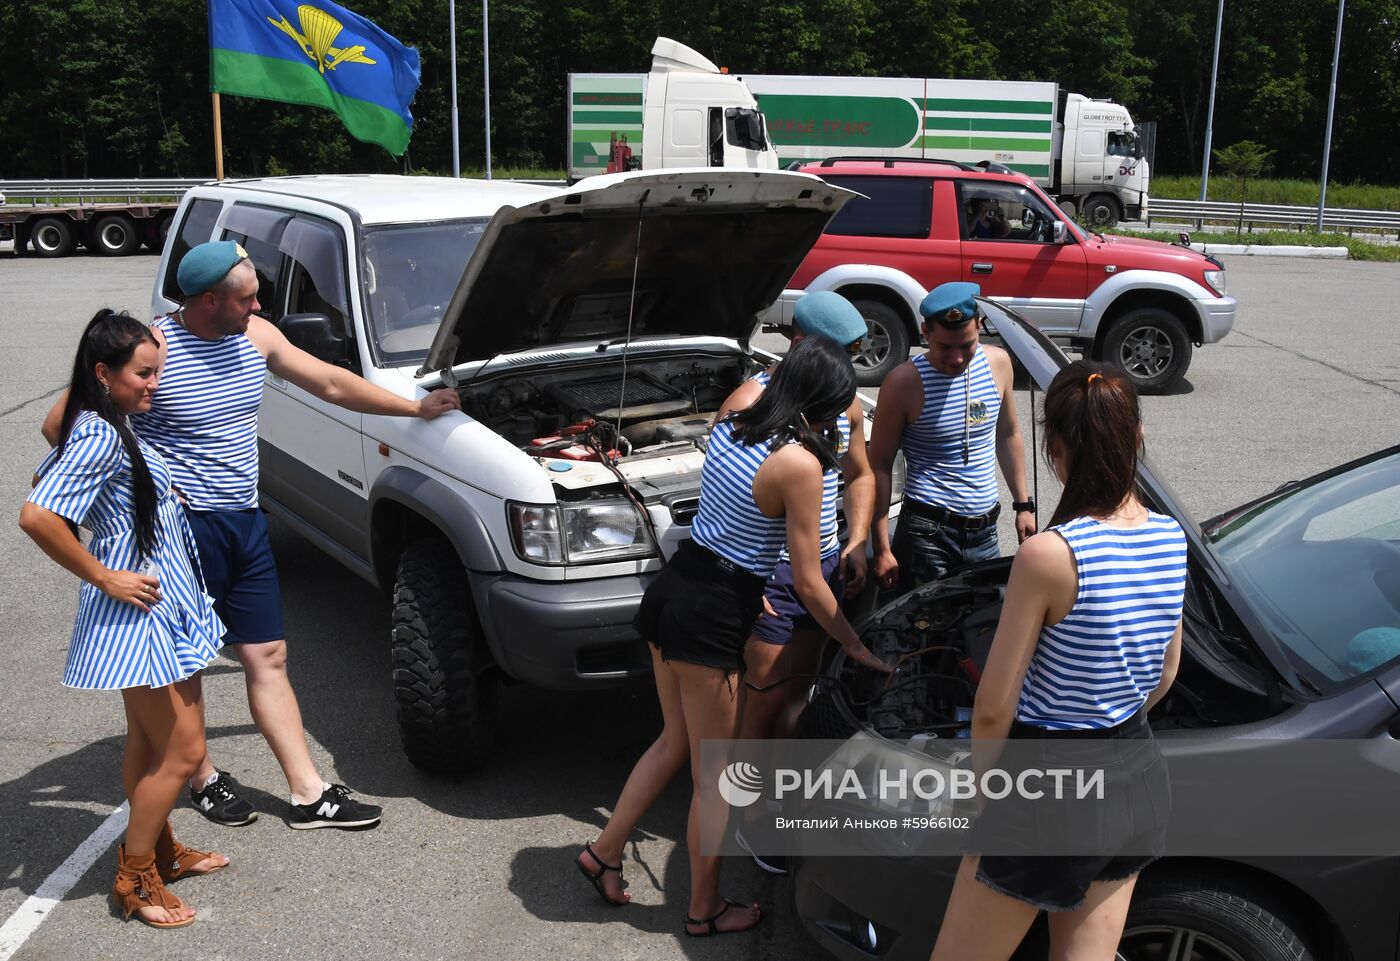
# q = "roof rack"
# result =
<box><xmin>811</xmin><ymin>156</ymin><xmax>978</xmax><ymax>171</ymax></box>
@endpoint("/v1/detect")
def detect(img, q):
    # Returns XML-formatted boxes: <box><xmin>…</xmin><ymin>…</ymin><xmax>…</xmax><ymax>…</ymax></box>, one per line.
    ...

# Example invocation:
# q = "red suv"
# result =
<box><xmin>765</xmin><ymin>158</ymin><xmax>1235</xmax><ymax>391</ymax></box>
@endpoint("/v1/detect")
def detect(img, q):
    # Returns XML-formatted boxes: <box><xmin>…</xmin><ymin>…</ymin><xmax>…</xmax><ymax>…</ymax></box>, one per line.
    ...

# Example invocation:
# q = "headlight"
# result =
<box><xmin>890</xmin><ymin>450</ymin><xmax>908</xmax><ymax>503</ymax></box>
<box><xmin>508</xmin><ymin>499</ymin><xmax>656</xmax><ymax>566</ymax></box>
<box><xmin>1203</xmin><ymin>269</ymin><xmax>1227</xmax><ymax>297</ymax></box>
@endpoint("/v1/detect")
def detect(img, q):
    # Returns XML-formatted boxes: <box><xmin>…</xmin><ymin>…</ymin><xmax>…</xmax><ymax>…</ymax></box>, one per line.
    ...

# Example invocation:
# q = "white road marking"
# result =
<box><xmin>0</xmin><ymin>803</ymin><xmax>128</xmax><ymax>961</ymax></box>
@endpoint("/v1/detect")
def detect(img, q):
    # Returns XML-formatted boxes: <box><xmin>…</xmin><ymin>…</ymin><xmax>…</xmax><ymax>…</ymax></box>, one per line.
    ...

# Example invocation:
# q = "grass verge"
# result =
<box><xmin>1109</xmin><ymin>228</ymin><xmax>1400</xmax><ymax>262</ymax></box>
<box><xmin>1151</xmin><ymin>176</ymin><xmax>1400</xmax><ymax>211</ymax></box>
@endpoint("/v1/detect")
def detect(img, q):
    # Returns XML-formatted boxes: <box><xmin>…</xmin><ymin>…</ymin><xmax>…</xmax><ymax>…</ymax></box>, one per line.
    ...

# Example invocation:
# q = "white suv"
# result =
<box><xmin>153</xmin><ymin>170</ymin><xmax>898</xmax><ymax>771</ymax></box>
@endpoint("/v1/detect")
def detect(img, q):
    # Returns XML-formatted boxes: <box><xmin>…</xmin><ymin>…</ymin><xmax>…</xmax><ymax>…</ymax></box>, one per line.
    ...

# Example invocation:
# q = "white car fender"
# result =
<box><xmin>767</xmin><ymin>264</ymin><xmax>928</xmax><ymax>329</ymax></box>
<box><xmin>1081</xmin><ymin>269</ymin><xmax>1217</xmax><ymax>342</ymax></box>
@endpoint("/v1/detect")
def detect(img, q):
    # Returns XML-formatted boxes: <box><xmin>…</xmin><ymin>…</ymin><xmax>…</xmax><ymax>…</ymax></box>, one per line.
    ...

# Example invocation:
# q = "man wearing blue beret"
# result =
<box><xmin>45</xmin><ymin>240</ymin><xmax>461</xmax><ymax>831</ymax></box>
<box><xmin>711</xmin><ymin>291</ymin><xmax>875</xmax><ymax>874</ymax></box>
<box><xmin>868</xmin><ymin>282</ymin><xmax>1035</xmax><ymax>595</ymax></box>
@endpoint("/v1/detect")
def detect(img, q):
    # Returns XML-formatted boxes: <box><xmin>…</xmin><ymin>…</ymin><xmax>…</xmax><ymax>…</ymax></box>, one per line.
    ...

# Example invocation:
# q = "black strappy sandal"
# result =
<box><xmin>577</xmin><ymin>842</ymin><xmax>628</xmax><ymax>906</ymax></box>
<box><xmin>683</xmin><ymin>898</ymin><xmax>762</xmax><ymax>937</ymax></box>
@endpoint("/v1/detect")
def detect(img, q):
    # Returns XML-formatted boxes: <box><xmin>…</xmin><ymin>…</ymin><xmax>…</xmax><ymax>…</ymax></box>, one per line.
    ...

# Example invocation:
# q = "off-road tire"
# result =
<box><xmin>392</xmin><ymin>537</ymin><xmax>498</xmax><ymax>773</ymax></box>
<box><xmin>1099</xmin><ymin>308</ymin><xmax>1192</xmax><ymax>394</ymax></box>
<box><xmin>1119</xmin><ymin>876</ymin><xmax>1316</xmax><ymax>961</ymax></box>
<box><xmin>851</xmin><ymin>297</ymin><xmax>911</xmax><ymax>387</ymax></box>
<box><xmin>30</xmin><ymin>216</ymin><xmax>76</xmax><ymax>258</ymax></box>
<box><xmin>92</xmin><ymin>214</ymin><xmax>140</xmax><ymax>256</ymax></box>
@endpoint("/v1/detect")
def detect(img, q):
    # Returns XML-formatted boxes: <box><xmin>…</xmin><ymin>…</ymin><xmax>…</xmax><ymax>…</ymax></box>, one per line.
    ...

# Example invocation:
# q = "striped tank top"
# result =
<box><xmin>133</xmin><ymin>315</ymin><xmax>266</xmax><ymax>512</ymax></box>
<box><xmin>901</xmin><ymin>349</ymin><xmax>1000</xmax><ymax>515</ymax></box>
<box><xmin>691</xmin><ymin>419</ymin><xmax>788</xmax><ymax>577</ymax></box>
<box><xmin>753</xmin><ymin>368</ymin><xmax>848</xmax><ymax>559</ymax></box>
<box><xmin>1016</xmin><ymin>512</ymin><xmax>1189</xmax><ymax>730</ymax></box>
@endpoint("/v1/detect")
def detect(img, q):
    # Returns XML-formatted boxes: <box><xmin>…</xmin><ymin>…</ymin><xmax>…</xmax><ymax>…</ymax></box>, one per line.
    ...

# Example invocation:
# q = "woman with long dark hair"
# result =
<box><xmin>928</xmin><ymin>361</ymin><xmax>1188</xmax><ymax>960</ymax></box>
<box><xmin>576</xmin><ymin>336</ymin><xmax>892</xmax><ymax>936</ymax></box>
<box><xmin>20</xmin><ymin>309</ymin><xmax>227</xmax><ymax>929</ymax></box>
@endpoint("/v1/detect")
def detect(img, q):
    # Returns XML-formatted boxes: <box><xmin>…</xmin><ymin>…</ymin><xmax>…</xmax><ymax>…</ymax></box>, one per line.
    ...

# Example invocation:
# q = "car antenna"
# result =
<box><xmin>1029</xmin><ymin>377</ymin><xmax>1039</xmax><ymax>526</ymax></box>
<box><xmin>614</xmin><ymin>189</ymin><xmax>649</xmax><ymax>446</ymax></box>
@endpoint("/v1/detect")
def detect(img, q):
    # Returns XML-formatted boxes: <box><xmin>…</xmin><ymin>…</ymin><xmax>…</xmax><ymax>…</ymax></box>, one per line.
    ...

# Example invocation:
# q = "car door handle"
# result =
<box><xmin>972</xmin><ymin>263</ymin><xmax>994</xmax><ymax>274</ymax></box>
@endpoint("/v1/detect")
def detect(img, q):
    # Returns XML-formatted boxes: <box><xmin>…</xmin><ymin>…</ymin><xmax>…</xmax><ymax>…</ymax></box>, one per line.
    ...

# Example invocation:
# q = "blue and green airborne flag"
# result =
<box><xmin>208</xmin><ymin>0</ymin><xmax>421</xmax><ymax>155</ymax></box>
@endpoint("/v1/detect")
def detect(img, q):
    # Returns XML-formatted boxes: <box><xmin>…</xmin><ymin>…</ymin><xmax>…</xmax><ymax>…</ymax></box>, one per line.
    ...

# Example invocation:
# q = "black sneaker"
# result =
<box><xmin>288</xmin><ymin>784</ymin><xmax>382</xmax><ymax>830</ymax></box>
<box><xmin>190</xmin><ymin>771</ymin><xmax>259</xmax><ymax>826</ymax></box>
<box><xmin>735</xmin><ymin>826</ymin><xmax>788</xmax><ymax>875</ymax></box>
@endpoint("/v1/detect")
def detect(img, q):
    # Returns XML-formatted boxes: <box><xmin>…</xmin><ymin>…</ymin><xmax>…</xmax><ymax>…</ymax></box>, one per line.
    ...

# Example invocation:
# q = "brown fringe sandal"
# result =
<box><xmin>155</xmin><ymin>820</ymin><xmax>228</xmax><ymax>883</ymax></box>
<box><xmin>112</xmin><ymin>844</ymin><xmax>195</xmax><ymax>929</ymax></box>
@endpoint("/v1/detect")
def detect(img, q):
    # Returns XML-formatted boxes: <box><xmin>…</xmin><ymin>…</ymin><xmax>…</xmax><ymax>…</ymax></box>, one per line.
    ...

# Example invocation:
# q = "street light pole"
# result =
<box><xmin>482</xmin><ymin>0</ymin><xmax>492</xmax><ymax>179</ymax></box>
<box><xmin>449</xmin><ymin>0</ymin><xmax>459</xmax><ymax>177</ymax></box>
<box><xmin>1317</xmin><ymin>0</ymin><xmax>1346</xmax><ymax>231</ymax></box>
<box><xmin>1199</xmin><ymin>0</ymin><xmax>1225</xmax><ymax>200</ymax></box>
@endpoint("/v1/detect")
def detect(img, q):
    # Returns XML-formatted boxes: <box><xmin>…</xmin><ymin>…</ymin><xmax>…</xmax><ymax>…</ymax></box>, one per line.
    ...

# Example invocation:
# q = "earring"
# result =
<box><xmin>101</xmin><ymin>383</ymin><xmax>110</xmax><ymax>396</ymax></box>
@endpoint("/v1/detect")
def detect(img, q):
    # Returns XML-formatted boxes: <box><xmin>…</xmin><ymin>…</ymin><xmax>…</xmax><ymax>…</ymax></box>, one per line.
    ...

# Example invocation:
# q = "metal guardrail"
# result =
<box><xmin>1147</xmin><ymin>198</ymin><xmax>1400</xmax><ymax>237</ymax></box>
<box><xmin>0</xmin><ymin>177</ymin><xmax>566</xmax><ymax>206</ymax></box>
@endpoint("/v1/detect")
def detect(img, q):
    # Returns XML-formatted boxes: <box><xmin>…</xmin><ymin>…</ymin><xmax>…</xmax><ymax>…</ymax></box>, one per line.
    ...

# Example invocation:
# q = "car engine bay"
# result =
<box><xmin>802</xmin><ymin>559</ymin><xmax>1283</xmax><ymax>742</ymax></box>
<box><xmin>457</xmin><ymin>354</ymin><xmax>754</xmax><ymax>465</ymax></box>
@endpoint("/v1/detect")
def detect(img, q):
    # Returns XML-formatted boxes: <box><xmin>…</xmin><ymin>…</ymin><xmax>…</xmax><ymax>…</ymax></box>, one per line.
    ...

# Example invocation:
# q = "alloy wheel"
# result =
<box><xmin>1117</xmin><ymin>325</ymin><xmax>1174</xmax><ymax>378</ymax></box>
<box><xmin>1116</xmin><ymin>924</ymin><xmax>1249</xmax><ymax>961</ymax></box>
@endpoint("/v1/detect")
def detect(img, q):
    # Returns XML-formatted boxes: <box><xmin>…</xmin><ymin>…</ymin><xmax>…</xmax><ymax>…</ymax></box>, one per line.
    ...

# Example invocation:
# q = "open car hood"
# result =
<box><xmin>420</xmin><ymin>170</ymin><xmax>857</xmax><ymax>376</ymax></box>
<box><xmin>983</xmin><ymin>300</ymin><xmax>1308</xmax><ymax>697</ymax></box>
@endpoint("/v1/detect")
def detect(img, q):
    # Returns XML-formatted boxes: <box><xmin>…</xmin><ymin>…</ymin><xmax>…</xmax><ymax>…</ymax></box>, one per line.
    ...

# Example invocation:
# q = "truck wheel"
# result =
<box><xmin>392</xmin><ymin>537</ymin><xmax>498</xmax><ymax>773</ymax></box>
<box><xmin>1083</xmin><ymin>194</ymin><xmax>1121</xmax><ymax>229</ymax></box>
<box><xmin>850</xmin><ymin>298</ymin><xmax>911</xmax><ymax>387</ymax></box>
<box><xmin>92</xmin><ymin>215</ymin><xmax>140</xmax><ymax>256</ymax></box>
<box><xmin>148</xmin><ymin>212</ymin><xmax>175</xmax><ymax>250</ymax></box>
<box><xmin>1119</xmin><ymin>877</ymin><xmax>1316</xmax><ymax>961</ymax></box>
<box><xmin>29</xmin><ymin>216</ymin><xmax>75</xmax><ymax>258</ymax></box>
<box><xmin>1100</xmin><ymin>308</ymin><xmax>1191</xmax><ymax>394</ymax></box>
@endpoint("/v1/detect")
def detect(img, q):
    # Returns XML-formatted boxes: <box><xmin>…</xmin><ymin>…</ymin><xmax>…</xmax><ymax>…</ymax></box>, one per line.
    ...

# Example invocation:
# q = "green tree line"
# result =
<box><xmin>1</xmin><ymin>0</ymin><xmax>1396</xmax><ymax>185</ymax></box>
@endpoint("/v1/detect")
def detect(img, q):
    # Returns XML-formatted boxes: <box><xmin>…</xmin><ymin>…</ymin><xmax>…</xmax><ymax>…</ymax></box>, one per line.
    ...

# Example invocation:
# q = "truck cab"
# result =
<box><xmin>1057</xmin><ymin>93</ymin><xmax>1150</xmax><ymax>227</ymax></box>
<box><xmin>640</xmin><ymin>38</ymin><xmax>778</xmax><ymax>171</ymax></box>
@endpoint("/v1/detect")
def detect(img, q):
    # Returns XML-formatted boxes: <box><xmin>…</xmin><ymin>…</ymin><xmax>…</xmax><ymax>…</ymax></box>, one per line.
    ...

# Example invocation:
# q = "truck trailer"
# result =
<box><xmin>568</xmin><ymin>70</ymin><xmax>1149</xmax><ymax>226</ymax></box>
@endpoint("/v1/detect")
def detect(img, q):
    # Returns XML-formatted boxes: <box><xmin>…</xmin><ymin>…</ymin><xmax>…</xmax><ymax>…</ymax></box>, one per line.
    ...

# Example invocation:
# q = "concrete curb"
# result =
<box><xmin>1189</xmin><ymin>242</ymin><xmax>1349</xmax><ymax>259</ymax></box>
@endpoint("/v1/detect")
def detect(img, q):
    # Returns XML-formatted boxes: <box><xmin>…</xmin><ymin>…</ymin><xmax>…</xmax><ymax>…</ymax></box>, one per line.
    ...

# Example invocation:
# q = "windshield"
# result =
<box><xmin>1205</xmin><ymin>451</ymin><xmax>1400</xmax><ymax>683</ymax></box>
<box><xmin>361</xmin><ymin>218</ymin><xmax>489</xmax><ymax>366</ymax></box>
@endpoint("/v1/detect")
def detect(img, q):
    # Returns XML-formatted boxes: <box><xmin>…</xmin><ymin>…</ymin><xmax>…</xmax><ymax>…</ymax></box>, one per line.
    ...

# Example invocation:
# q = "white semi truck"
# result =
<box><xmin>567</xmin><ymin>38</ymin><xmax>779</xmax><ymax>178</ymax></box>
<box><xmin>569</xmin><ymin>68</ymin><xmax>1149</xmax><ymax>226</ymax></box>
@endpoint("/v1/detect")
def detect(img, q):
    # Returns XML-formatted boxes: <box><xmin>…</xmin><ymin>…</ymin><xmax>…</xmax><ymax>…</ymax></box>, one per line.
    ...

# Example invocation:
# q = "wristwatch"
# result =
<box><xmin>1012</xmin><ymin>499</ymin><xmax>1037</xmax><ymax>513</ymax></box>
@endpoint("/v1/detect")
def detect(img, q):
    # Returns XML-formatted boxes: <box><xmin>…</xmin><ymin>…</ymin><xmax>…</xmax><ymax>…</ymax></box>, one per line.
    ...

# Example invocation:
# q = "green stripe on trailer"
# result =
<box><xmin>919</xmin><ymin>135</ymin><xmax>1052</xmax><ymax>151</ymax></box>
<box><xmin>1005</xmin><ymin>163</ymin><xmax>1051</xmax><ymax>177</ymax></box>
<box><xmin>923</xmin><ymin>98</ymin><xmax>1053</xmax><ymax>115</ymax></box>
<box><xmin>756</xmin><ymin>94</ymin><xmax>921</xmax><ymax>149</ymax></box>
<box><xmin>572</xmin><ymin>91</ymin><xmax>644</xmax><ymax>105</ymax></box>
<box><xmin>924</xmin><ymin>117</ymin><xmax>1052</xmax><ymax>133</ymax></box>
<box><xmin>572</xmin><ymin>110</ymin><xmax>644</xmax><ymax>124</ymax></box>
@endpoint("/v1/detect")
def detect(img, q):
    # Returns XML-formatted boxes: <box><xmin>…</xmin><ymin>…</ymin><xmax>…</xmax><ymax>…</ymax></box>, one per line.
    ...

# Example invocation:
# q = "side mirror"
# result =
<box><xmin>1053</xmin><ymin>220</ymin><xmax>1068</xmax><ymax>243</ymax></box>
<box><xmin>281</xmin><ymin>312</ymin><xmax>348</xmax><ymax>365</ymax></box>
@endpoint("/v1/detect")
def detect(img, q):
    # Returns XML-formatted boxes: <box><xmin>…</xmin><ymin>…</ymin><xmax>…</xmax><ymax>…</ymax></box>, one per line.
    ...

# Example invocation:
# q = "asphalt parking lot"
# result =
<box><xmin>0</xmin><ymin>251</ymin><xmax>1397</xmax><ymax>960</ymax></box>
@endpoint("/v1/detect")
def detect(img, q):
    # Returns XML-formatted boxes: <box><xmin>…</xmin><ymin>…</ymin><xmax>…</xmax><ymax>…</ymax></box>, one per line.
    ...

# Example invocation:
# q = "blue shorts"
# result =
<box><xmin>750</xmin><ymin>552</ymin><xmax>846</xmax><ymax>646</ymax></box>
<box><xmin>185</xmin><ymin>508</ymin><xmax>285</xmax><ymax>645</ymax></box>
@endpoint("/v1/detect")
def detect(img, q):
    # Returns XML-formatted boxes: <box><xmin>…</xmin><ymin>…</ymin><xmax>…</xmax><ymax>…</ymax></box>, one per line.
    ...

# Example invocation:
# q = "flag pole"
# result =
<box><xmin>212</xmin><ymin>93</ymin><xmax>225</xmax><ymax>181</ymax></box>
<box><xmin>449</xmin><ymin>0</ymin><xmax>460</xmax><ymax>176</ymax></box>
<box><xmin>482</xmin><ymin>0</ymin><xmax>491</xmax><ymax>179</ymax></box>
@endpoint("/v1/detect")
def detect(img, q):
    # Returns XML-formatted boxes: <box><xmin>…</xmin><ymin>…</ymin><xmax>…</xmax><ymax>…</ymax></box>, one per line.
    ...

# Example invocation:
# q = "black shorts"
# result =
<box><xmin>972</xmin><ymin>709</ymin><xmax>1170</xmax><ymax>912</ymax></box>
<box><xmin>633</xmin><ymin>540</ymin><xmax>765</xmax><ymax>672</ymax></box>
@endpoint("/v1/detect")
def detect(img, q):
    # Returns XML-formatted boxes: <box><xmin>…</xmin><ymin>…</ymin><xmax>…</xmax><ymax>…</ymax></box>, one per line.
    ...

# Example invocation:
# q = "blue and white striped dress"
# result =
<box><xmin>1016</xmin><ymin>512</ymin><xmax>1189</xmax><ymax>730</ymax></box>
<box><xmin>132</xmin><ymin>316</ymin><xmax>265</xmax><ymax>511</ymax></box>
<box><xmin>691</xmin><ymin>420</ymin><xmax>789</xmax><ymax>577</ymax></box>
<box><xmin>752</xmin><ymin>369</ymin><xmax>849</xmax><ymax>560</ymax></box>
<box><xmin>901</xmin><ymin>349</ymin><xmax>1001</xmax><ymax>515</ymax></box>
<box><xmin>28</xmin><ymin>412</ymin><xmax>225</xmax><ymax>690</ymax></box>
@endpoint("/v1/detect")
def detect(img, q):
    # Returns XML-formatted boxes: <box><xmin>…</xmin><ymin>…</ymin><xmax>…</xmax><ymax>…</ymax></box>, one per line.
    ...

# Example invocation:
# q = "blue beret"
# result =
<box><xmin>177</xmin><ymin>240</ymin><xmax>249</xmax><ymax>296</ymax></box>
<box><xmin>793</xmin><ymin>291</ymin><xmax>867</xmax><ymax>346</ymax></box>
<box><xmin>920</xmin><ymin>281</ymin><xmax>981</xmax><ymax>326</ymax></box>
<box><xmin>1344</xmin><ymin>627</ymin><xmax>1400</xmax><ymax>673</ymax></box>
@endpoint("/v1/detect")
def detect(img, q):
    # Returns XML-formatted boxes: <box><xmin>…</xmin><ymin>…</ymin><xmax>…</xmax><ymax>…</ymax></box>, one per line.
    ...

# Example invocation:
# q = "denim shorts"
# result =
<box><xmin>750</xmin><ymin>552</ymin><xmax>846</xmax><ymax>645</ymax></box>
<box><xmin>633</xmin><ymin>540</ymin><xmax>765</xmax><ymax>673</ymax></box>
<box><xmin>972</xmin><ymin>710</ymin><xmax>1170</xmax><ymax>911</ymax></box>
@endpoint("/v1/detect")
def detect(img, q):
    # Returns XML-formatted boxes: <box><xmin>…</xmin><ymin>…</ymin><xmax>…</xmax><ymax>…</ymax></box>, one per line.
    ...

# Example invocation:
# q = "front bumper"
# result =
<box><xmin>470</xmin><ymin>571</ymin><xmax>658</xmax><ymax>689</ymax></box>
<box><xmin>794</xmin><ymin>853</ymin><xmax>958</xmax><ymax>960</ymax></box>
<box><xmin>1199</xmin><ymin>294</ymin><xmax>1237</xmax><ymax>344</ymax></box>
